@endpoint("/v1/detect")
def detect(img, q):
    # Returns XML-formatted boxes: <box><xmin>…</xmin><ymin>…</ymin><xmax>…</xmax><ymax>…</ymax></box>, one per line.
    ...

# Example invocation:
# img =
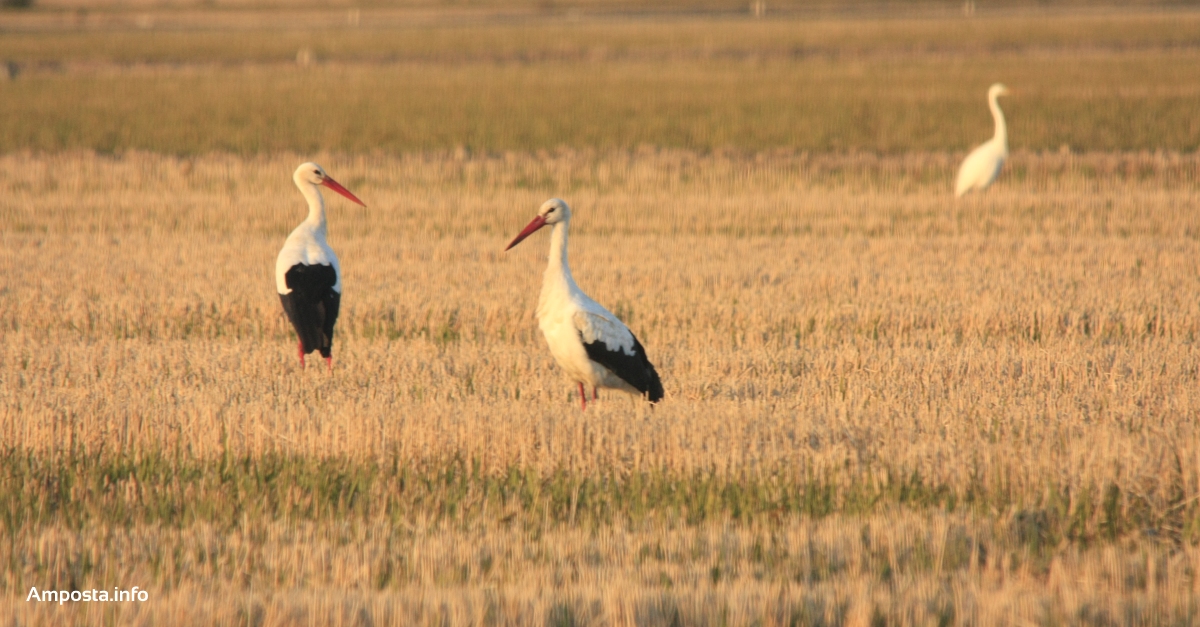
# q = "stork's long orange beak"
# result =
<box><xmin>505</xmin><ymin>215</ymin><xmax>547</xmax><ymax>251</ymax></box>
<box><xmin>321</xmin><ymin>176</ymin><xmax>366</xmax><ymax>207</ymax></box>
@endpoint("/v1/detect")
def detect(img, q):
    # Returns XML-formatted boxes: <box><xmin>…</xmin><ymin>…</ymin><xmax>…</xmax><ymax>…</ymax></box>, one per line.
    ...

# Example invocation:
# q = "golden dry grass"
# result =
<box><xmin>1</xmin><ymin>150</ymin><xmax>1198</xmax><ymax>625</ymax></box>
<box><xmin>3</xmin><ymin>6</ymin><xmax>1200</xmax><ymax>625</ymax></box>
<box><xmin>9</xmin><ymin>513</ymin><xmax>1200</xmax><ymax>626</ymax></box>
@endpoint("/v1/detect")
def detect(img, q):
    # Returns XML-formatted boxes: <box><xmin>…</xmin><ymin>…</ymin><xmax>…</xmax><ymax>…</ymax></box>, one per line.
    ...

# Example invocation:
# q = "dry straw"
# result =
<box><xmin>1</xmin><ymin>150</ymin><xmax>1198</xmax><ymax>624</ymax></box>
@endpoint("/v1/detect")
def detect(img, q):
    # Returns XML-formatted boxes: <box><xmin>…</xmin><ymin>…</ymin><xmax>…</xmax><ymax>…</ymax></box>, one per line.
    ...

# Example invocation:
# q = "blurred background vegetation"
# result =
<box><xmin>1</xmin><ymin>3</ymin><xmax>1199</xmax><ymax>155</ymax></box>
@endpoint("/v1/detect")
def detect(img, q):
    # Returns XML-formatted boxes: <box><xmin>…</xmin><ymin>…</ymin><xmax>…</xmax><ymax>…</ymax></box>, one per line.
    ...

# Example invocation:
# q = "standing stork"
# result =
<box><xmin>275</xmin><ymin>162</ymin><xmax>365</xmax><ymax>370</ymax></box>
<box><xmin>506</xmin><ymin>198</ymin><xmax>664</xmax><ymax>409</ymax></box>
<box><xmin>955</xmin><ymin>83</ymin><xmax>1010</xmax><ymax>197</ymax></box>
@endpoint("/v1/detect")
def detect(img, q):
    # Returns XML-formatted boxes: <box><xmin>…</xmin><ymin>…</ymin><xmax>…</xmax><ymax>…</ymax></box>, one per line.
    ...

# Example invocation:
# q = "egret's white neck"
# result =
<box><xmin>989</xmin><ymin>92</ymin><xmax>1008</xmax><ymax>151</ymax></box>
<box><xmin>297</xmin><ymin>180</ymin><xmax>327</xmax><ymax>233</ymax></box>
<box><xmin>542</xmin><ymin>221</ymin><xmax>579</xmax><ymax>297</ymax></box>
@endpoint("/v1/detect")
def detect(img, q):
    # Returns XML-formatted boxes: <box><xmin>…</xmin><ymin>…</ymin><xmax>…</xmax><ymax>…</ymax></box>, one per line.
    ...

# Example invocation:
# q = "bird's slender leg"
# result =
<box><xmin>325</xmin><ymin>356</ymin><xmax>333</xmax><ymax>373</ymax></box>
<box><xmin>297</xmin><ymin>340</ymin><xmax>306</xmax><ymax>368</ymax></box>
<box><xmin>593</xmin><ymin>387</ymin><xmax>598</xmax><ymax>401</ymax></box>
<box><xmin>578</xmin><ymin>382</ymin><xmax>587</xmax><ymax>411</ymax></box>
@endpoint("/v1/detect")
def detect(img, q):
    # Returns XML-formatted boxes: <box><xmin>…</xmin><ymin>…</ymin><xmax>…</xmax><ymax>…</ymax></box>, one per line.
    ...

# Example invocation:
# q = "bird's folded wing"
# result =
<box><xmin>574</xmin><ymin>306</ymin><xmax>664</xmax><ymax>401</ymax></box>
<box><xmin>573</xmin><ymin>308</ymin><xmax>635</xmax><ymax>355</ymax></box>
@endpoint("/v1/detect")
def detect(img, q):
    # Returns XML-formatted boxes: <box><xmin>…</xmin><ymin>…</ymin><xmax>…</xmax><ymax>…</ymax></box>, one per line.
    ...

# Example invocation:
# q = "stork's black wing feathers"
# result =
<box><xmin>279</xmin><ymin>263</ymin><xmax>340</xmax><ymax>357</ymax></box>
<box><xmin>582</xmin><ymin>333</ymin><xmax>664</xmax><ymax>403</ymax></box>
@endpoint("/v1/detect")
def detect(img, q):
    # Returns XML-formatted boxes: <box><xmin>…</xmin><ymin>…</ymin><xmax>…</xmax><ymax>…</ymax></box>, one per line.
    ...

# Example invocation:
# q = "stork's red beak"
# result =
<box><xmin>505</xmin><ymin>215</ymin><xmax>547</xmax><ymax>251</ymax></box>
<box><xmin>321</xmin><ymin>176</ymin><xmax>366</xmax><ymax>207</ymax></box>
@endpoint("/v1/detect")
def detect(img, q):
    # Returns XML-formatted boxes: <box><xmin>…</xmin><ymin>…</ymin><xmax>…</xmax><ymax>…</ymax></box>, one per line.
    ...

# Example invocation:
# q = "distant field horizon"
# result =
<box><xmin>2</xmin><ymin>9</ymin><xmax>1200</xmax><ymax>155</ymax></box>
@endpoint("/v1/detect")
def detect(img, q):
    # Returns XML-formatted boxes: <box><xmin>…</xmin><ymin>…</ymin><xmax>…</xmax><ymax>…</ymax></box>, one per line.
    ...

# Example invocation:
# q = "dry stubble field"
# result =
<box><xmin>2</xmin><ymin>149</ymin><xmax>1199</xmax><ymax>625</ymax></box>
<box><xmin>2</xmin><ymin>5</ymin><xmax>1200</xmax><ymax>627</ymax></box>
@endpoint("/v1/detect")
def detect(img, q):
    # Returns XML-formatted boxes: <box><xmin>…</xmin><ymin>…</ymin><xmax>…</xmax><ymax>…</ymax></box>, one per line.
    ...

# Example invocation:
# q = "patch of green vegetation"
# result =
<box><xmin>1</xmin><ymin>449</ymin><xmax>1194</xmax><ymax>546</ymax></box>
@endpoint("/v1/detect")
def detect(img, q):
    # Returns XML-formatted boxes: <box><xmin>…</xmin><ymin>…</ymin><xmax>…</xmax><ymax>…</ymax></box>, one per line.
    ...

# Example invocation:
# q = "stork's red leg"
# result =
<box><xmin>297</xmin><ymin>340</ymin><xmax>306</xmax><ymax>368</ymax></box>
<box><xmin>593</xmin><ymin>387</ymin><xmax>598</xmax><ymax>400</ymax></box>
<box><xmin>325</xmin><ymin>356</ymin><xmax>333</xmax><ymax>373</ymax></box>
<box><xmin>578</xmin><ymin>382</ymin><xmax>587</xmax><ymax>410</ymax></box>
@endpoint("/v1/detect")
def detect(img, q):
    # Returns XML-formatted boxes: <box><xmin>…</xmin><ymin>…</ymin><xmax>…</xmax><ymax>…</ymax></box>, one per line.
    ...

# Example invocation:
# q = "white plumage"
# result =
<box><xmin>275</xmin><ymin>166</ymin><xmax>343</xmax><ymax>296</ymax></box>
<box><xmin>955</xmin><ymin>83</ymin><xmax>1010</xmax><ymax>197</ymax></box>
<box><xmin>506</xmin><ymin>199</ymin><xmax>663</xmax><ymax>409</ymax></box>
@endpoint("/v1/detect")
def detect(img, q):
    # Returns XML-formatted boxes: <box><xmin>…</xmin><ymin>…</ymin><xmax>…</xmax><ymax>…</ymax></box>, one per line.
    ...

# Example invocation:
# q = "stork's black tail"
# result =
<box><xmin>581</xmin><ymin>332</ymin><xmax>664</xmax><ymax>403</ymax></box>
<box><xmin>642</xmin><ymin>357</ymin><xmax>664</xmax><ymax>403</ymax></box>
<box><xmin>279</xmin><ymin>263</ymin><xmax>340</xmax><ymax>357</ymax></box>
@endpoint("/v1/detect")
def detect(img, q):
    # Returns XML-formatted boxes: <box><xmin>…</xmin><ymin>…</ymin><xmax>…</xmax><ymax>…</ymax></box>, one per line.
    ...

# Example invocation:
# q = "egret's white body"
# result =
<box><xmin>506</xmin><ymin>199</ymin><xmax>663</xmax><ymax>409</ymax></box>
<box><xmin>274</xmin><ymin>162</ymin><xmax>365</xmax><ymax>369</ymax></box>
<box><xmin>955</xmin><ymin>83</ymin><xmax>1010</xmax><ymax>197</ymax></box>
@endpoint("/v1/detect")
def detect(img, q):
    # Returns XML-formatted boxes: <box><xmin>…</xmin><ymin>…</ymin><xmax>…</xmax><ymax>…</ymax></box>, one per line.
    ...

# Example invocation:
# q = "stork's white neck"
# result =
<box><xmin>297</xmin><ymin>180</ymin><xmax>327</xmax><ymax>233</ymax></box>
<box><xmin>541</xmin><ymin>220</ymin><xmax>579</xmax><ymax>302</ymax></box>
<box><xmin>989</xmin><ymin>91</ymin><xmax>1008</xmax><ymax>153</ymax></box>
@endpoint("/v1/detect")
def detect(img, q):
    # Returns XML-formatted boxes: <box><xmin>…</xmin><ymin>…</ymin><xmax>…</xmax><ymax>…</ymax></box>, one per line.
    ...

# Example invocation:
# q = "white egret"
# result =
<box><xmin>955</xmin><ymin>83</ymin><xmax>1010</xmax><ymax>197</ymax></box>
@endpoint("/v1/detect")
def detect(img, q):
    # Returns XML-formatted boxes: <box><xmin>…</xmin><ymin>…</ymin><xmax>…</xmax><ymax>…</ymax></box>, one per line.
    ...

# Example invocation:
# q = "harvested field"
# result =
<box><xmin>2</xmin><ymin>4</ymin><xmax>1199</xmax><ymax>625</ymax></box>
<box><xmin>2</xmin><ymin>149</ymin><xmax>1198</xmax><ymax>625</ymax></box>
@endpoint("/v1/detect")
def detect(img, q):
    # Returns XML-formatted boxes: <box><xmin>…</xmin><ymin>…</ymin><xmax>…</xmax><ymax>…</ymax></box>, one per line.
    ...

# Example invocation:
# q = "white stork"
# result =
<box><xmin>506</xmin><ymin>198</ymin><xmax>664</xmax><ymax>409</ymax></box>
<box><xmin>275</xmin><ymin>162</ymin><xmax>365</xmax><ymax>370</ymax></box>
<box><xmin>955</xmin><ymin>83</ymin><xmax>1010</xmax><ymax>197</ymax></box>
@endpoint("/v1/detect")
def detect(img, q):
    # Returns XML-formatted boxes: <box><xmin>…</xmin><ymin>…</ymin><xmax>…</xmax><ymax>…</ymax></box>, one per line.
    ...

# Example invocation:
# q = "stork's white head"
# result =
<box><xmin>293</xmin><ymin>162</ymin><xmax>366</xmax><ymax>206</ymax></box>
<box><xmin>988</xmin><ymin>83</ymin><xmax>1010</xmax><ymax>99</ymax></box>
<box><xmin>505</xmin><ymin>198</ymin><xmax>571</xmax><ymax>251</ymax></box>
<box><xmin>538</xmin><ymin>198</ymin><xmax>571</xmax><ymax>225</ymax></box>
